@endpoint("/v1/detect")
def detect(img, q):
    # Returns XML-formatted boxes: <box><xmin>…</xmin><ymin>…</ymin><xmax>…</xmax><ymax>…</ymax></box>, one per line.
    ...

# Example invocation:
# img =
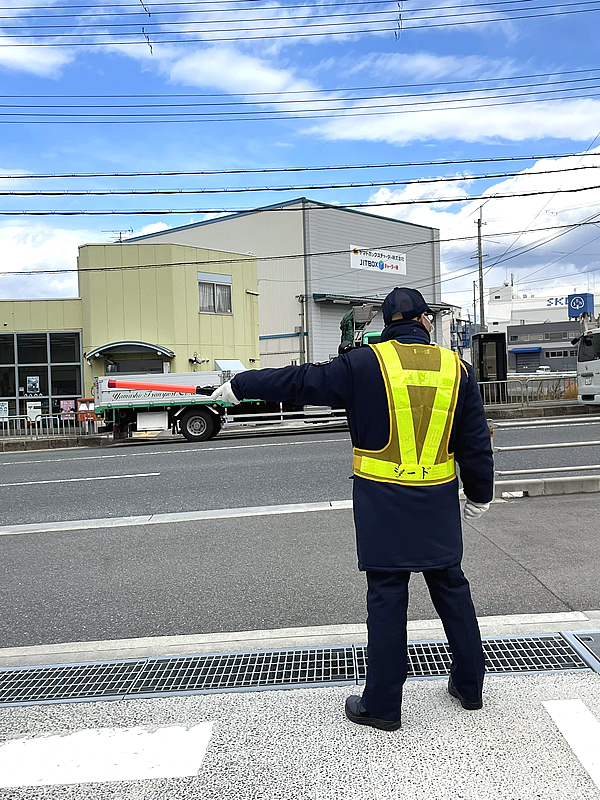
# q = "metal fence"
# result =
<box><xmin>492</xmin><ymin>417</ymin><xmax>600</xmax><ymax>479</ymax></box>
<box><xmin>0</xmin><ymin>374</ymin><xmax>583</xmax><ymax>440</ymax></box>
<box><xmin>0</xmin><ymin>414</ymin><xmax>98</xmax><ymax>439</ymax></box>
<box><xmin>480</xmin><ymin>376</ymin><xmax>578</xmax><ymax>407</ymax></box>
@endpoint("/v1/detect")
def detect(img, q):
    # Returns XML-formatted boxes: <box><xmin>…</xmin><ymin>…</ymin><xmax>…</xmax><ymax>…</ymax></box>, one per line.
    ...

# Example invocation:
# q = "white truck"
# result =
<box><xmin>93</xmin><ymin>371</ymin><xmax>344</xmax><ymax>442</ymax></box>
<box><xmin>576</xmin><ymin>327</ymin><xmax>600</xmax><ymax>404</ymax></box>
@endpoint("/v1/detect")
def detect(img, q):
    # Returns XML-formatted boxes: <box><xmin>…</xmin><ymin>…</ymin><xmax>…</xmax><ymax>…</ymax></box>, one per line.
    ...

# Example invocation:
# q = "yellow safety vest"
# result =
<box><xmin>352</xmin><ymin>341</ymin><xmax>461</xmax><ymax>487</ymax></box>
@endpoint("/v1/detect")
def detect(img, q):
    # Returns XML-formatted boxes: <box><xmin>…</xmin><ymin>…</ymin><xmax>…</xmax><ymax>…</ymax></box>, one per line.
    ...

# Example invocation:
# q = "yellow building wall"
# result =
<box><xmin>78</xmin><ymin>242</ymin><xmax>260</xmax><ymax>392</ymax></box>
<box><xmin>0</xmin><ymin>299</ymin><xmax>83</xmax><ymax>333</ymax></box>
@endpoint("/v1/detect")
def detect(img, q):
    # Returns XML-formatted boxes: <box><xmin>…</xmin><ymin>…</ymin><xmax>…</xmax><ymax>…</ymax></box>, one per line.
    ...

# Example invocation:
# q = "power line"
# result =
<box><xmin>4</xmin><ymin>66</ymin><xmax>599</xmax><ymax>98</ymax></box>
<box><xmin>5</xmin><ymin>0</ymin><xmax>599</xmax><ymax>29</ymax></box>
<box><xmin>3</xmin><ymin>5</ymin><xmax>600</xmax><ymax>44</ymax></box>
<box><xmin>2</xmin><ymin>163</ymin><xmax>600</xmax><ymax>196</ymax></box>
<box><xmin>3</xmin><ymin>75</ymin><xmax>600</xmax><ymax>110</ymax></box>
<box><xmin>5</xmin><ymin>84</ymin><xmax>600</xmax><ymax>117</ymax></box>
<box><xmin>0</xmin><ymin>0</ymin><xmax>563</xmax><ymax>11</ymax></box>
<box><xmin>3</xmin><ymin>183</ymin><xmax>600</xmax><ymax>214</ymax></box>
<box><xmin>5</xmin><ymin>88</ymin><xmax>600</xmax><ymax>123</ymax></box>
<box><xmin>1</xmin><ymin>219</ymin><xmax>598</xmax><ymax>277</ymax></box>
<box><xmin>2</xmin><ymin>150</ymin><xmax>598</xmax><ymax>181</ymax></box>
<box><xmin>0</xmin><ymin>0</ymin><xmax>582</xmax><ymax>17</ymax></box>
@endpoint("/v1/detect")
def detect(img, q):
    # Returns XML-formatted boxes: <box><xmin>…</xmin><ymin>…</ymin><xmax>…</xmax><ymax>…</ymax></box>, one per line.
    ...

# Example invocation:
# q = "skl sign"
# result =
<box><xmin>567</xmin><ymin>293</ymin><xmax>595</xmax><ymax>318</ymax></box>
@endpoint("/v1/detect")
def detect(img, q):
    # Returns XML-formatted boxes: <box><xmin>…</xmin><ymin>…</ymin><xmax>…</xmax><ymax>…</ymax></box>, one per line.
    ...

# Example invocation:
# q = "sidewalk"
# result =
<box><xmin>0</xmin><ymin>628</ymin><xmax>599</xmax><ymax>799</ymax></box>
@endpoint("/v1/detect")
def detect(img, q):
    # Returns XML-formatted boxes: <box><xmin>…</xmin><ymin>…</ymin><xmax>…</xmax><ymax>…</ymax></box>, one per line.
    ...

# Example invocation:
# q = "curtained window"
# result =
<box><xmin>198</xmin><ymin>279</ymin><xmax>232</xmax><ymax>314</ymax></box>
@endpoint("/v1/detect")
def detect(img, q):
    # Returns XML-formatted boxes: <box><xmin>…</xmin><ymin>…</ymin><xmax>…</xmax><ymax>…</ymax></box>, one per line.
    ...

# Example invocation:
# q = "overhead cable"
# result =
<box><xmin>2</xmin><ymin>5</ymin><xmax>600</xmax><ymax>44</ymax></box>
<box><xmin>2</xmin><ymin>163</ymin><xmax>600</xmax><ymax>196</ymax></box>
<box><xmin>3</xmin><ymin>183</ymin><xmax>600</xmax><ymax>214</ymax></box>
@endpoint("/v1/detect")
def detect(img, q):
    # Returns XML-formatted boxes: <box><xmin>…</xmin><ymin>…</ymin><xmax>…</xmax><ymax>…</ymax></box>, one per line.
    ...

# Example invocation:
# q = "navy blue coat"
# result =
<box><xmin>232</xmin><ymin>319</ymin><xmax>494</xmax><ymax>572</ymax></box>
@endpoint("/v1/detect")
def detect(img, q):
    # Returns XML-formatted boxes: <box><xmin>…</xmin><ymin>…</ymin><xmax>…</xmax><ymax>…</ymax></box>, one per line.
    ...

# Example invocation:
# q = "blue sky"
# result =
<box><xmin>2</xmin><ymin>0</ymin><xmax>600</xmax><ymax>314</ymax></box>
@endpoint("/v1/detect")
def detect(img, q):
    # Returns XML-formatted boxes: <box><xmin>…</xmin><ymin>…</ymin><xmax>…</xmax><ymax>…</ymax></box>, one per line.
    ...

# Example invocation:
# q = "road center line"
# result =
<box><xmin>0</xmin><ymin>473</ymin><xmax>160</xmax><ymax>487</ymax></box>
<box><xmin>0</xmin><ymin>437</ymin><xmax>351</xmax><ymax>467</ymax></box>
<box><xmin>0</xmin><ymin>499</ymin><xmax>353</xmax><ymax>536</ymax></box>
<box><xmin>542</xmin><ymin>699</ymin><xmax>600</xmax><ymax>790</ymax></box>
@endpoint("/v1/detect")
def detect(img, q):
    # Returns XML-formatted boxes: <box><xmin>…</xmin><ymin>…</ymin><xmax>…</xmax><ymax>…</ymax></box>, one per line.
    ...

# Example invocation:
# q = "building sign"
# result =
<box><xmin>567</xmin><ymin>293</ymin><xmax>595</xmax><ymax>318</ymax></box>
<box><xmin>546</xmin><ymin>297</ymin><xmax>568</xmax><ymax>307</ymax></box>
<box><xmin>26</xmin><ymin>401</ymin><xmax>42</xmax><ymax>422</ymax></box>
<box><xmin>60</xmin><ymin>399</ymin><xmax>76</xmax><ymax>420</ymax></box>
<box><xmin>351</xmin><ymin>246</ymin><xmax>406</xmax><ymax>274</ymax></box>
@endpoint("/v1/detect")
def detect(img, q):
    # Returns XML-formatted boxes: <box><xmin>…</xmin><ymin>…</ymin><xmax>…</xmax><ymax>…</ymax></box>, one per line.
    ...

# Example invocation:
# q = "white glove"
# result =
<box><xmin>463</xmin><ymin>500</ymin><xmax>490</xmax><ymax>521</ymax></box>
<box><xmin>210</xmin><ymin>380</ymin><xmax>241</xmax><ymax>405</ymax></box>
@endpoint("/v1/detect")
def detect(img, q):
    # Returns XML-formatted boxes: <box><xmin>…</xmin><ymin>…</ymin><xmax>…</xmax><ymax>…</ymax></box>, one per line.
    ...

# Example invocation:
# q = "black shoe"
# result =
<box><xmin>344</xmin><ymin>695</ymin><xmax>401</xmax><ymax>731</ymax></box>
<box><xmin>447</xmin><ymin>677</ymin><xmax>483</xmax><ymax>710</ymax></box>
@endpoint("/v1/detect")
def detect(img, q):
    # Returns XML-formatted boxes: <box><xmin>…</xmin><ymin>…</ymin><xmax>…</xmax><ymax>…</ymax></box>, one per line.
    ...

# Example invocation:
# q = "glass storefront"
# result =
<box><xmin>0</xmin><ymin>332</ymin><xmax>82</xmax><ymax>420</ymax></box>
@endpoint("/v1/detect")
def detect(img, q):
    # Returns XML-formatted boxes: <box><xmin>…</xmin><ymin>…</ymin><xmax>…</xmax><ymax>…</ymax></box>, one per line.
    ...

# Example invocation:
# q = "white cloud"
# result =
<box><xmin>365</xmin><ymin>151</ymin><xmax>600</xmax><ymax>311</ymax></box>
<box><xmin>0</xmin><ymin>223</ymin><xmax>102</xmax><ymax>299</ymax></box>
<box><xmin>0</xmin><ymin>38</ymin><xmax>73</xmax><ymax>77</ymax></box>
<box><xmin>345</xmin><ymin>51</ymin><xmax>519</xmax><ymax>81</ymax></box>
<box><xmin>308</xmin><ymin>97</ymin><xmax>600</xmax><ymax>145</ymax></box>
<box><xmin>168</xmin><ymin>46</ymin><xmax>315</xmax><ymax>96</ymax></box>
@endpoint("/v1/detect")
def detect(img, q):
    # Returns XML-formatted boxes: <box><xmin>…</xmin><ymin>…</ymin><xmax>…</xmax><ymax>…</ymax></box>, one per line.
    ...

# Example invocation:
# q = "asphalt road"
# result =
<box><xmin>0</xmin><ymin>417</ymin><xmax>599</xmax><ymax>649</ymax></box>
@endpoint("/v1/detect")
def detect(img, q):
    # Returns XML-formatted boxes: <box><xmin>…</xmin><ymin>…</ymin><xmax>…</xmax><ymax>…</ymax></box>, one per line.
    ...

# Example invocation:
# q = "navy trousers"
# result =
<box><xmin>361</xmin><ymin>565</ymin><xmax>485</xmax><ymax>721</ymax></box>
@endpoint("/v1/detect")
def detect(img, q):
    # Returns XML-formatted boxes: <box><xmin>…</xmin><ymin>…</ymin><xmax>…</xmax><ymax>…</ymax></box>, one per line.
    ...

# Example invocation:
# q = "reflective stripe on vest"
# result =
<box><xmin>352</xmin><ymin>341</ymin><xmax>461</xmax><ymax>487</ymax></box>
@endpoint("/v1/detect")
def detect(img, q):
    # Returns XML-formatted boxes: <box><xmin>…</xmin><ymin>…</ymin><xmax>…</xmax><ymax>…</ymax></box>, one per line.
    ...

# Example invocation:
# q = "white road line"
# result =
<box><xmin>0</xmin><ymin>437</ymin><xmax>351</xmax><ymax>467</ymax></box>
<box><xmin>542</xmin><ymin>699</ymin><xmax>600</xmax><ymax>790</ymax></box>
<box><xmin>0</xmin><ymin>473</ymin><xmax>160</xmax><ymax>487</ymax></box>
<box><xmin>0</xmin><ymin>499</ymin><xmax>353</xmax><ymax>536</ymax></box>
<box><xmin>0</xmin><ymin>724</ymin><xmax>213</xmax><ymax>788</ymax></box>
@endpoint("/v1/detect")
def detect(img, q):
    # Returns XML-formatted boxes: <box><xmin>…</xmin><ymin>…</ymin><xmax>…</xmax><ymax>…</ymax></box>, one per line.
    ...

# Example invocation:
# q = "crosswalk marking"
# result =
<box><xmin>0</xmin><ymin>723</ymin><xmax>213</xmax><ymax>788</ymax></box>
<box><xmin>542</xmin><ymin>699</ymin><xmax>600</xmax><ymax>790</ymax></box>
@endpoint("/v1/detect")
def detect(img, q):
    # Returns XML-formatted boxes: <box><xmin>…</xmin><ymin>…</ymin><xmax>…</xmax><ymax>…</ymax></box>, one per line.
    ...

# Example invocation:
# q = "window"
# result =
<box><xmin>570</xmin><ymin>349</ymin><xmax>577</xmax><ymax>357</ymax></box>
<box><xmin>198</xmin><ymin>273</ymin><xmax>232</xmax><ymax>314</ymax></box>
<box><xmin>17</xmin><ymin>333</ymin><xmax>47</xmax><ymax>363</ymax></box>
<box><xmin>18</xmin><ymin>366</ymin><xmax>48</xmax><ymax>395</ymax></box>
<box><xmin>578</xmin><ymin>333</ymin><xmax>600</xmax><ymax>362</ymax></box>
<box><xmin>547</xmin><ymin>350</ymin><xmax>570</xmax><ymax>358</ymax></box>
<box><xmin>544</xmin><ymin>333</ymin><xmax>550</xmax><ymax>340</ymax></box>
<box><xmin>520</xmin><ymin>334</ymin><xmax>530</xmax><ymax>342</ymax></box>
<box><xmin>509</xmin><ymin>335</ymin><xmax>518</xmax><ymax>342</ymax></box>
<box><xmin>50</xmin><ymin>332</ymin><xmax>80</xmax><ymax>363</ymax></box>
<box><xmin>494</xmin><ymin>295</ymin><xmax>500</xmax><ymax>299</ymax></box>
<box><xmin>51</xmin><ymin>365</ymin><xmax>81</xmax><ymax>396</ymax></box>
<box><xmin>0</xmin><ymin>367</ymin><xmax>16</xmax><ymax>396</ymax></box>
<box><xmin>0</xmin><ymin>335</ymin><xmax>14</xmax><ymax>365</ymax></box>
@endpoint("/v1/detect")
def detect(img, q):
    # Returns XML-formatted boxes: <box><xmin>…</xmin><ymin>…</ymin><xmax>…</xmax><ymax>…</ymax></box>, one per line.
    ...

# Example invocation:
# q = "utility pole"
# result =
<box><xmin>472</xmin><ymin>281</ymin><xmax>477</xmax><ymax>332</ymax></box>
<box><xmin>476</xmin><ymin>207</ymin><xmax>485</xmax><ymax>330</ymax></box>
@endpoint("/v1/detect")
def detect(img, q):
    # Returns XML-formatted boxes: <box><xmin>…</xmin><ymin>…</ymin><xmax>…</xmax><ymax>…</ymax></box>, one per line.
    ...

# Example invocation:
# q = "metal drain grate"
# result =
<box><xmin>0</xmin><ymin>660</ymin><xmax>145</xmax><ymax>705</ymax></box>
<box><xmin>0</xmin><ymin>634</ymin><xmax>594</xmax><ymax>707</ymax></box>
<box><xmin>129</xmin><ymin>647</ymin><xmax>356</xmax><ymax>698</ymax></box>
<box><xmin>348</xmin><ymin>635</ymin><xmax>589</xmax><ymax>681</ymax></box>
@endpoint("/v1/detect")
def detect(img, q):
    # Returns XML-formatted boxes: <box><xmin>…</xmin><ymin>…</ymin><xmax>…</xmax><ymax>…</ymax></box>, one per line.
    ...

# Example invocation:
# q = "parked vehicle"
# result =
<box><xmin>93</xmin><ymin>371</ymin><xmax>342</xmax><ymax>442</ymax></box>
<box><xmin>576</xmin><ymin>327</ymin><xmax>600</xmax><ymax>404</ymax></box>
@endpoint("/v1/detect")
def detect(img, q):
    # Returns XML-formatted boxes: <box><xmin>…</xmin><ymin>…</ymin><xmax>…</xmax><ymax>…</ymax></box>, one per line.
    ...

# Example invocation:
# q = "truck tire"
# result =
<box><xmin>180</xmin><ymin>408</ymin><xmax>219</xmax><ymax>442</ymax></box>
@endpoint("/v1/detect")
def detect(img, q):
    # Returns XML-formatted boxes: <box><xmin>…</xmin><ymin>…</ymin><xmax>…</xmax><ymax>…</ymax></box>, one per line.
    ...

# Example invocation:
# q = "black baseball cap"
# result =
<box><xmin>382</xmin><ymin>287</ymin><xmax>432</xmax><ymax>326</ymax></box>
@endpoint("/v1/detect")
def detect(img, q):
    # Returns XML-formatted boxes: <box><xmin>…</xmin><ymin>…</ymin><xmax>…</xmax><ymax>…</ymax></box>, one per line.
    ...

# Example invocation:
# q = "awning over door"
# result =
<box><xmin>85</xmin><ymin>341</ymin><xmax>175</xmax><ymax>360</ymax></box>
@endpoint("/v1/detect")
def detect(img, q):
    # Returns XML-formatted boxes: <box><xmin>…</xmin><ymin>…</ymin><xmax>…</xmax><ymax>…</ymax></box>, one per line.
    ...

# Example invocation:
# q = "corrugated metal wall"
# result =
<box><xmin>304</xmin><ymin>203</ymin><xmax>439</xmax><ymax>363</ymax></box>
<box><xmin>130</xmin><ymin>199</ymin><xmax>440</xmax><ymax>367</ymax></box>
<box><xmin>129</xmin><ymin>206</ymin><xmax>305</xmax><ymax>367</ymax></box>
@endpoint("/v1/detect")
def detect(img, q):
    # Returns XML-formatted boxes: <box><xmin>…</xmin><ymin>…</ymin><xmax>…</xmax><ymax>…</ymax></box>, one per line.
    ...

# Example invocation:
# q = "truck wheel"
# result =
<box><xmin>180</xmin><ymin>408</ymin><xmax>219</xmax><ymax>442</ymax></box>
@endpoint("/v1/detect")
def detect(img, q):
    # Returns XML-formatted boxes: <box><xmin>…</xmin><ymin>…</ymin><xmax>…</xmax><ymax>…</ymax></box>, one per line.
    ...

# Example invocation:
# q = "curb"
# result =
<box><xmin>495</xmin><ymin>475</ymin><xmax>600</xmax><ymax>497</ymax></box>
<box><xmin>1</xmin><ymin>612</ymin><xmax>598</xmax><ymax>668</ymax></box>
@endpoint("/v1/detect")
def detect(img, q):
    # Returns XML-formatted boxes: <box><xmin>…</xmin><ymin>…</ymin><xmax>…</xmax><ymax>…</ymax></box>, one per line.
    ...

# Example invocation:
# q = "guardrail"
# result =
<box><xmin>481</xmin><ymin>376</ymin><xmax>578</xmax><ymax>407</ymax></box>
<box><xmin>492</xmin><ymin>419</ymin><xmax>600</xmax><ymax>478</ymax></box>
<box><xmin>0</xmin><ymin>414</ymin><xmax>98</xmax><ymax>439</ymax></box>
